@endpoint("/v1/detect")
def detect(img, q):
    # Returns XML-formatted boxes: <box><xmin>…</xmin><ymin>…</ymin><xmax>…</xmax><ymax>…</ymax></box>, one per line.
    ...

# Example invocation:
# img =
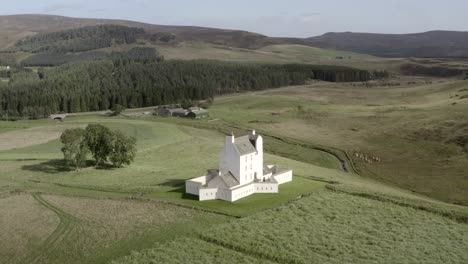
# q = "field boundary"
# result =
<box><xmin>198</xmin><ymin>234</ymin><xmax>298</xmax><ymax>264</ymax></box>
<box><xmin>325</xmin><ymin>185</ymin><xmax>468</xmax><ymax>224</ymax></box>
<box><xmin>28</xmin><ymin>179</ymin><xmax>136</xmax><ymax>194</ymax></box>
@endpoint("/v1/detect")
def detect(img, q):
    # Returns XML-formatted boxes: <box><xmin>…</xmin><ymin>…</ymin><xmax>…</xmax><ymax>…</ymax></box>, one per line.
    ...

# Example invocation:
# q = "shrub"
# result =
<box><xmin>109</xmin><ymin>131</ymin><xmax>137</xmax><ymax>167</ymax></box>
<box><xmin>60</xmin><ymin>128</ymin><xmax>89</xmax><ymax>170</ymax></box>
<box><xmin>110</xmin><ymin>104</ymin><xmax>125</xmax><ymax>116</ymax></box>
<box><xmin>84</xmin><ymin>124</ymin><xmax>114</xmax><ymax>167</ymax></box>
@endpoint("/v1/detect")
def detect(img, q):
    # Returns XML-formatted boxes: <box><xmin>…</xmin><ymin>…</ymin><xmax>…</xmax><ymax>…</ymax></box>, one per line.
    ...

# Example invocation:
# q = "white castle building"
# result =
<box><xmin>186</xmin><ymin>130</ymin><xmax>292</xmax><ymax>202</ymax></box>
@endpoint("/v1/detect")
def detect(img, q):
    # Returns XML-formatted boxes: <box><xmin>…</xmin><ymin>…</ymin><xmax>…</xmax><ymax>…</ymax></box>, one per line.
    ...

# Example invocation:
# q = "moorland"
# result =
<box><xmin>0</xmin><ymin>14</ymin><xmax>467</xmax><ymax>264</ymax></box>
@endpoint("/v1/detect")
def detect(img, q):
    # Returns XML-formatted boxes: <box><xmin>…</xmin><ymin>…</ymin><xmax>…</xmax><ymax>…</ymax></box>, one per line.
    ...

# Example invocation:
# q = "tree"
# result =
<box><xmin>110</xmin><ymin>104</ymin><xmax>125</xmax><ymax>116</ymax></box>
<box><xmin>109</xmin><ymin>131</ymin><xmax>137</xmax><ymax>167</ymax></box>
<box><xmin>84</xmin><ymin>124</ymin><xmax>114</xmax><ymax>167</ymax></box>
<box><xmin>199</xmin><ymin>97</ymin><xmax>214</xmax><ymax>109</ymax></box>
<box><xmin>60</xmin><ymin>128</ymin><xmax>89</xmax><ymax>170</ymax></box>
<box><xmin>181</xmin><ymin>99</ymin><xmax>194</xmax><ymax>109</ymax></box>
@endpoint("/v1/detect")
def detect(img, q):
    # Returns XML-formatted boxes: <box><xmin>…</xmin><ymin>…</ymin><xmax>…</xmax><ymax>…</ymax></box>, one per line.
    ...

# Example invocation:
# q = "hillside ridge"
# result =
<box><xmin>2</xmin><ymin>14</ymin><xmax>468</xmax><ymax>57</ymax></box>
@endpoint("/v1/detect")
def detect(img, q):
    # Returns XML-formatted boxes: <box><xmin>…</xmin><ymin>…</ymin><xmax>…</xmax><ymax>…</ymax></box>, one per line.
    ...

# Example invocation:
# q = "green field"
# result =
<box><xmin>148</xmin><ymin>176</ymin><xmax>325</xmax><ymax>217</ymax></box>
<box><xmin>150</xmin><ymin>42</ymin><xmax>405</xmax><ymax>72</ymax></box>
<box><xmin>1</xmin><ymin>76</ymin><xmax>468</xmax><ymax>263</ymax></box>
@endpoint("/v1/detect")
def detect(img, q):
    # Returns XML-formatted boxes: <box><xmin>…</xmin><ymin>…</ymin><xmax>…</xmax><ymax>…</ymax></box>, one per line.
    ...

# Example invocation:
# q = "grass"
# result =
<box><xmin>198</xmin><ymin>189</ymin><xmax>468</xmax><ymax>264</ymax></box>
<box><xmin>0</xmin><ymin>193</ymin><xmax>59</xmax><ymax>263</ymax></box>
<box><xmin>260</xmin><ymin>44</ymin><xmax>376</xmax><ymax>60</ymax></box>
<box><xmin>112</xmin><ymin>237</ymin><xmax>275</xmax><ymax>264</ymax></box>
<box><xmin>1</xmin><ymin>75</ymin><xmax>468</xmax><ymax>263</ymax></box>
<box><xmin>1</xmin><ymin>192</ymin><xmax>229</xmax><ymax>264</ymax></box>
<box><xmin>0</xmin><ymin>115</ymin><xmax>335</xmax><ymax>263</ymax></box>
<box><xmin>147</xmin><ymin>176</ymin><xmax>325</xmax><ymax>217</ymax></box>
<box><xmin>200</xmin><ymin>80</ymin><xmax>468</xmax><ymax>205</ymax></box>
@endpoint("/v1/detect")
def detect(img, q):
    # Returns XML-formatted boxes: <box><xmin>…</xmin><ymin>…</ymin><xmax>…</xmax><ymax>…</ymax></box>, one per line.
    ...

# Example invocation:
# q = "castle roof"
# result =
<box><xmin>234</xmin><ymin>135</ymin><xmax>257</xmax><ymax>155</ymax></box>
<box><xmin>206</xmin><ymin>170</ymin><xmax>239</xmax><ymax>189</ymax></box>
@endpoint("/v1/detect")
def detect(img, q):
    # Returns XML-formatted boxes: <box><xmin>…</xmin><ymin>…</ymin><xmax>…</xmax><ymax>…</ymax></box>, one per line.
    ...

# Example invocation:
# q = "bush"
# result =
<box><xmin>60</xmin><ymin>128</ymin><xmax>89</xmax><ymax>170</ymax></box>
<box><xmin>109</xmin><ymin>131</ymin><xmax>137</xmax><ymax>167</ymax></box>
<box><xmin>84</xmin><ymin>124</ymin><xmax>114</xmax><ymax>167</ymax></box>
<box><xmin>61</xmin><ymin>124</ymin><xmax>138</xmax><ymax>169</ymax></box>
<box><xmin>110</xmin><ymin>104</ymin><xmax>125</xmax><ymax>116</ymax></box>
<box><xmin>199</xmin><ymin>98</ymin><xmax>214</xmax><ymax>109</ymax></box>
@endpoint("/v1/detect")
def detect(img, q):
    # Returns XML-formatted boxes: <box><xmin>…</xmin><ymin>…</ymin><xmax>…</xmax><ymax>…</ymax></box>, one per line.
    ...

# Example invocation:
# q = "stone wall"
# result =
<box><xmin>273</xmin><ymin>170</ymin><xmax>293</xmax><ymax>185</ymax></box>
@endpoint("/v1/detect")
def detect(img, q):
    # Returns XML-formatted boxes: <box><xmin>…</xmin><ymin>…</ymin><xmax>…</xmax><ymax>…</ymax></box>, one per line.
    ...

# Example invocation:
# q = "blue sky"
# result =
<box><xmin>1</xmin><ymin>0</ymin><xmax>467</xmax><ymax>37</ymax></box>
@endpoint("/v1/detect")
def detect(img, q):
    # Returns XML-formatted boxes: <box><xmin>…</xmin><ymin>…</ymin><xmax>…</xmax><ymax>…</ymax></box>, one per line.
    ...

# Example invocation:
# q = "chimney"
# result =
<box><xmin>226</xmin><ymin>132</ymin><xmax>235</xmax><ymax>144</ymax></box>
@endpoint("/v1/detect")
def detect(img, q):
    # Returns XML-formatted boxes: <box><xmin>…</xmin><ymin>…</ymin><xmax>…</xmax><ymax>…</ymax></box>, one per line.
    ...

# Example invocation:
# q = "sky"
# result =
<box><xmin>1</xmin><ymin>0</ymin><xmax>468</xmax><ymax>37</ymax></box>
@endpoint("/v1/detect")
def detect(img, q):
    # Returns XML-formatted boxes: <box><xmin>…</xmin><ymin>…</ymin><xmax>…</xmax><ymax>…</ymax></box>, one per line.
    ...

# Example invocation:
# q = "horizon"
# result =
<box><xmin>1</xmin><ymin>0</ymin><xmax>468</xmax><ymax>38</ymax></box>
<box><xmin>2</xmin><ymin>13</ymin><xmax>467</xmax><ymax>38</ymax></box>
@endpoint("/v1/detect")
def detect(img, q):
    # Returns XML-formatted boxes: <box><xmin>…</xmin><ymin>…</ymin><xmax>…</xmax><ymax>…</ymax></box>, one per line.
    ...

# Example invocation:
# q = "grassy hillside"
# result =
<box><xmin>0</xmin><ymin>14</ymin><xmax>279</xmax><ymax>49</ymax></box>
<box><xmin>203</xmin><ymin>80</ymin><xmax>468</xmax><ymax>205</ymax></box>
<box><xmin>306</xmin><ymin>31</ymin><xmax>468</xmax><ymax>58</ymax></box>
<box><xmin>153</xmin><ymin>42</ymin><xmax>403</xmax><ymax>72</ymax></box>
<box><xmin>260</xmin><ymin>44</ymin><xmax>376</xmax><ymax>60</ymax></box>
<box><xmin>1</xmin><ymin>76</ymin><xmax>467</xmax><ymax>263</ymax></box>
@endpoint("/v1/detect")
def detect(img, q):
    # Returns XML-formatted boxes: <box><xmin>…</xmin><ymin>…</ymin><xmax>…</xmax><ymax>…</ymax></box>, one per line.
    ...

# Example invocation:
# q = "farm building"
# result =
<box><xmin>187</xmin><ymin>108</ymin><xmax>209</xmax><ymax>119</ymax></box>
<box><xmin>171</xmin><ymin>108</ymin><xmax>189</xmax><ymax>117</ymax></box>
<box><xmin>156</xmin><ymin>104</ymin><xmax>182</xmax><ymax>117</ymax></box>
<box><xmin>49</xmin><ymin>114</ymin><xmax>67</xmax><ymax>121</ymax></box>
<box><xmin>186</xmin><ymin>130</ymin><xmax>293</xmax><ymax>202</ymax></box>
<box><xmin>157</xmin><ymin>105</ymin><xmax>209</xmax><ymax>119</ymax></box>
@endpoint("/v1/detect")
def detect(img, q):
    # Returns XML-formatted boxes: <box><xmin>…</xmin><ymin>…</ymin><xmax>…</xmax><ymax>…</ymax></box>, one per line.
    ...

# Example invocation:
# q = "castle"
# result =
<box><xmin>185</xmin><ymin>130</ymin><xmax>292</xmax><ymax>202</ymax></box>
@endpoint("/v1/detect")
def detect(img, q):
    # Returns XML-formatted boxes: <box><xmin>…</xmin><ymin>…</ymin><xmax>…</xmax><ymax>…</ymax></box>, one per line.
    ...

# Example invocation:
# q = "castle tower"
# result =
<box><xmin>248</xmin><ymin>130</ymin><xmax>264</xmax><ymax>181</ymax></box>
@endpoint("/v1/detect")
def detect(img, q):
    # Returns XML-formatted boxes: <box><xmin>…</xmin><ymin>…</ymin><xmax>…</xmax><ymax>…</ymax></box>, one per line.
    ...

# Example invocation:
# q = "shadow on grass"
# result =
<box><xmin>158</xmin><ymin>179</ymin><xmax>186</xmax><ymax>187</ymax></box>
<box><xmin>168</xmin><ymin>186</ymin><xmax>199</xmax><ymax>201</ymax></box>
<box><xmin>22</xmin><ymin>159</ymin><xmax>97</xmax><ymax>174</ymax></box>
<box><xmin>156</xmin><ymin>179</ymin><xmax>199</xmax><ymax>200</ymax></box>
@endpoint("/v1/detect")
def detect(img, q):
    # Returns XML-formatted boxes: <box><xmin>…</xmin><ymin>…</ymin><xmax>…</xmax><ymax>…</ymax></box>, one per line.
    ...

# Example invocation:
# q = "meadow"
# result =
<box><xmin>0</xmin><ymin>75</ymin><xmax>467</xmax><ymax>263</ymax></box>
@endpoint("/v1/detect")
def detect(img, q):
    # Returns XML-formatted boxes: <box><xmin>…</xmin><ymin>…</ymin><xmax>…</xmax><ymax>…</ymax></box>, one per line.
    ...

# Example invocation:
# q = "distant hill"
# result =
<box><xmin>2</xmin><ymin>14</ymin><xmax>468</xmax><ymax>58</ymax></box>
<box><xmin>305</xmin><ymin>31</ymin><xmax>468</xmax><ymax>58</ymax></box>
<box><xmin>0</xmin><ymin>14</ymin><xmax>279</xmax><ymax>49</ymax></box>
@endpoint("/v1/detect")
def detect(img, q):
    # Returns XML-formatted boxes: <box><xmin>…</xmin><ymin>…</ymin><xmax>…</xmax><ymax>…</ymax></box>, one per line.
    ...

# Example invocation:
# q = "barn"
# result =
<box><xmin>187</xmin><ymin>109</ymin><xmax>209</xmax><ymax>119</ymax></box>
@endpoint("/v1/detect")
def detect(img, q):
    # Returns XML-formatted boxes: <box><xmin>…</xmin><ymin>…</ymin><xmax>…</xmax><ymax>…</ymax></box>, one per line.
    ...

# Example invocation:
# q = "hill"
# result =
<box><xmin>3</xmin><ymin>15</ymin><xmax>468</xmax><ymax>59</ymax></box>
<box><xmin>0</xmin><ymin>78</ymin><xmax>467</xmax><ymax>263</ymax></box>
<box><xmin>0</xmin><ymin>14</ymin><xmax>279</xmax><ymax>49</ymax></box>
<box><xmin>305</xmin><ymin>31</ymin><xmax>468</xmax><ymax>58</ymax></box>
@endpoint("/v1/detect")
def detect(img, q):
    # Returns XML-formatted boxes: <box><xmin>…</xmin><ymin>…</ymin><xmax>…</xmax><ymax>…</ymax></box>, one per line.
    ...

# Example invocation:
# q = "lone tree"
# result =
<box><xmin>109</xmin><ymin>131</ymin><xmax>137</xmax><ymax>167</ymax></box>
<box><xmin>181</xmin><ymin>99</ymin><xmax>195</xmax><ymax>109</ymax></box>
<box><xmin>84</xmin><ymin>124</ymin><xmax>114</xmax><ymax>167</ymax></box>
<box><xmin>199</xmin><ymin>97</ymin><xmax>214</xmax><ymax>109</ymax></box>
<box><xmin>110</xmin><ymin>104</ymin><xmax>125</xmax><ymax>116</ymax></box>
<box><xmin>60</xmin><ymin>128</ymin><xmax>89</xmax><ymax>170</ymax></box>
<box><xmin>60</xmin><ymin>124</ymin><xmax>137</xmax><ymax>169</ymax></box>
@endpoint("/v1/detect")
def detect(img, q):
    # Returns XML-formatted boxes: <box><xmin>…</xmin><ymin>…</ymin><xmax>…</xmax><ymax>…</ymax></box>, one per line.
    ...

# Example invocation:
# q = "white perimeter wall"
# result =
<box><xmin>254</xmin><ymin>183</ymin><xmax>278</xmax><ymax>193</ymax></box>
<box><xmin>273</xmin><ymin>170</ymin><xmax>293</xmax><ymax>185</ymax></box>
<box><xmin>231</xmin><ymin>184</ymin><xmax>256</xmax><ymax>202</ymax></box>
<box><xmin>199</xmin><ymin>187</ymin><xmax>231</xmax><ymax>201</ymax></box>
<box><xmin>186</xmin><ymin>176</ymin><xmax>207</xmax><ymax>195</ymax></box>
<box><xmin>187</xmin><ymin>170</ymin><xmax>293</xmax><ymax>202</ymax></box>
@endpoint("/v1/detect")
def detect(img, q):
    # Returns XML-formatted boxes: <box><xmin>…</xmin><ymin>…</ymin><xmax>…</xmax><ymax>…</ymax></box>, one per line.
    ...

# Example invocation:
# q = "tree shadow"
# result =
<box><xmin>95</xmin><ymin>163</ymin><xmax>118</xmax><ymax>170</ymax></box>
<box><xmin>22</xmin><ymin>159</ymin><xmax>73</xmax><ymax>174</ymax></box>
<box><xmin>21</xmin><ymin>159</ymin><xmax>96</xmax><ymax>174</ymax></box>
